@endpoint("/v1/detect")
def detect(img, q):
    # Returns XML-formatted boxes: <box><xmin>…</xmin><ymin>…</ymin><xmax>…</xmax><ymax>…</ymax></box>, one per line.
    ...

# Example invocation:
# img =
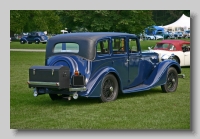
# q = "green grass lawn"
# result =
<box><xmin>10</xmin><ymin>51</ymin><xmax>190</xmax><ymax>129</ymax></box>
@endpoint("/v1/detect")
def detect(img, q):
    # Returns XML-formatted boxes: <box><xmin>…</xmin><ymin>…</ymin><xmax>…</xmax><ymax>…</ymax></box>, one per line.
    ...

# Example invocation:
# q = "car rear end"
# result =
<box><xmin>27</xmin><ymin>34</ymin><xmax>97</xmax><ymax>100</ymax></box>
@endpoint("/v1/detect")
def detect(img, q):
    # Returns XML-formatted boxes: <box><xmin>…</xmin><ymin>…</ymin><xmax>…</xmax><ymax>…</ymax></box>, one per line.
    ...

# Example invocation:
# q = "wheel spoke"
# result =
<box><xmin>166</xmin><ymin>72</ymin><xmax>176</xmax><ymax>90</ymax></box>
<box><xmin>102</xmin><ymin>79</ymin><xmax>115</xmax><ymax>99</ymax></box>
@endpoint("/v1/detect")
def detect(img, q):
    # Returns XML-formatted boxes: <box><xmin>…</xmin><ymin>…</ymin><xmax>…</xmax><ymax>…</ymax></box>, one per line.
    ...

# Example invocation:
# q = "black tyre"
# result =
<box><xmin>161</xmin><ymin>67</ymin><xmax>178</xmax><ymax>93</ymax></box>
<box><xmin>20</xmin><ymin>40</ymin><xmax>25</xmax><ymax>44</ymax></box>
<box><xmin>100</xmin><ymin>74</ymin><xmax>118</xmax><ymax>102</ymax></box>
<box><xmin>49</xmin><ymin>94</ymin><xmax>62</xmax><ymax>100</ymax></box>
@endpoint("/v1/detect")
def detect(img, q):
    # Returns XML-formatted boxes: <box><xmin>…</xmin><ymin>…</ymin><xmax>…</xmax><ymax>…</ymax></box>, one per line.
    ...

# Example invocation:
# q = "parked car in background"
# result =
<box><xmin>144</xmin><ymin>34</ymin><xmax>155</xmax><ymax>40</ymax></box>
<box><xmin>10</xmin><ymin>36</ymin><xmax>18</xmax><ymax>41</ymax></box>
<box><xmin>168</xmin><ymin>32</ymin><xmax>176</xmax><ymax>39</ymax></box>
<box><xmin>174</xmin><ymin>31</ymin><xmax>183</xmax><ymax>39</ymax></box>
<box><xmin>147</xmin><ymin>40</ymin><xmax>190</xmax><ymax>67</ymax></box>
<box><xmin>20</xmin><ymin>31</ymin><xmax>48</xmax><ymax>44</ymax></box>
<box><xmin>27</xmin><ymin>32</ymin><xmax>184</xmax><ymax>103</ymax></box>
<box><xmin>154</xmin><ymin>34</ymin><xmax>164</xmax><ymax>40</ymax></box>
<box><xmin>183</xmin><ymin>30</ymin><xmax>190</xmax><ymax>38</ymax></box>
<box><xmin>155</xmin><ymin>31</ymin><xmax>170</xmax><ymax>39</ymax></box>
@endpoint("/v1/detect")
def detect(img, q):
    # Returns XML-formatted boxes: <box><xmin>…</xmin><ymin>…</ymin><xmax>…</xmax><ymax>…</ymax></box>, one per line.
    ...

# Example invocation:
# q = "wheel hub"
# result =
<box><xmin>109</xmin><ymin>86</ymin><xmax>113</xmax><ymax>92</ymax></box>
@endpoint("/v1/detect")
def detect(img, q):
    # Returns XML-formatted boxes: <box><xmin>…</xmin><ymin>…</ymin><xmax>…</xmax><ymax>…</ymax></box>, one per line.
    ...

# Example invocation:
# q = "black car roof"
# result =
<box><xmin>46</xmin><ymin>32</ymin><xmax>137</xmax><ymax>60</ymax></box>
<box><xmin>49</xmin><ymin>32</ymin><xmax>136</xmax><ymax>41</ymax></box>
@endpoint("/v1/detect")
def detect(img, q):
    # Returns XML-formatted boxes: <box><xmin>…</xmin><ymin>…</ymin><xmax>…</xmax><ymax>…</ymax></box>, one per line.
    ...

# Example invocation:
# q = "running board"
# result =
<box><xmin>123</xmin><ymin>84</ymin><xmax>151</xmax><ymax>94</ymax></box>
<box><xmin>123</xmin><ymin>74</ymin><xmax>185</xmax><ymax>94</ymax></box>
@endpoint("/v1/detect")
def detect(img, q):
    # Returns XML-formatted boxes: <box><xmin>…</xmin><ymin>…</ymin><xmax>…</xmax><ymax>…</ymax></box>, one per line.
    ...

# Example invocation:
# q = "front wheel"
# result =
<box><xmin>100</xmin><ymin>74</ymin><xmax>118</xmax><ymax>102</ymax></box>
<box><xmin>161</xmin><ymin>67</ymin><xmax>178</xmax><ymax>93</ymax></box>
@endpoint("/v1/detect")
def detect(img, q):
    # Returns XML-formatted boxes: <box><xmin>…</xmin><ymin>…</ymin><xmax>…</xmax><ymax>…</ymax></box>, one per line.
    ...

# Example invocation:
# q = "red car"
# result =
<box><xmin>148</xmin><ymin>40</ymin><xmax>190</xmax><ymax>66</ymax></box>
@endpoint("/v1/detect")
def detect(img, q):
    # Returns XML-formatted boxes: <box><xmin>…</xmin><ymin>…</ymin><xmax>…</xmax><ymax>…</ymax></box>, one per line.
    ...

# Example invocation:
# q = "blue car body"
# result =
<box><xmin>20</xmin><ymin>31</ymin><xmax>48</xmax><ymax>44</ymax></box>
<box><xmin>28</xmin><ymin>32</ymin><xmax>182</xmax><ymax>102</ymax></box>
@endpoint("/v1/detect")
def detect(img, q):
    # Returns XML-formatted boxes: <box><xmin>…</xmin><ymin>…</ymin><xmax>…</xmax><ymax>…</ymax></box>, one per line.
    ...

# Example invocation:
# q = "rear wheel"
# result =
<box><xmin>161</xmin><ymin>67</ymin><xmax>178</xmax><ymax>93</ymax></box>
<box><xmin>35</xmin><ymin>39</ymin><xmax>40</xmax><ymax>44</ymax></box>
<box><xmin>20</xmin><ymin>40</ymin><xmax>25</xmax><ymax>44</ymax></box>
<box><xmin>100</xmin><ymin>74</ymin><xmax>118</xmax><ymax>102</ymax></box>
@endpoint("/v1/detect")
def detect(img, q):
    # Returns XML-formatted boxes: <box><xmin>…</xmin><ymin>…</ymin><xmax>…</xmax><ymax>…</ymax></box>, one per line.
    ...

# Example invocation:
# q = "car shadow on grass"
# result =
<box><xmin>29</xmin><ymin>87</ymin><xmax>163</xmax><ymax>106</ymax></box>
<box><xmin>117</xmin><ymin>88</ymin><xmax>163</xmax><ymax>100</ymax></box>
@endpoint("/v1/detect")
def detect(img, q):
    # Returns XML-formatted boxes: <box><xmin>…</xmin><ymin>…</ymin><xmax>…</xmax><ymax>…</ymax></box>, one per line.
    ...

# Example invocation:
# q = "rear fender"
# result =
<box><xmin>79</xmin><ymin>67</ymin><xmax>122</xmax><ymax>97</ymax></box>
<box><xmin>144</xmin><ymin>60</ymin><xmax>181</xmax><ymax>87</ymax></box>
<box><xmin>21</xmin><ymin>38</ymin><xmax>28</xmax><ymax>41</ymax></box>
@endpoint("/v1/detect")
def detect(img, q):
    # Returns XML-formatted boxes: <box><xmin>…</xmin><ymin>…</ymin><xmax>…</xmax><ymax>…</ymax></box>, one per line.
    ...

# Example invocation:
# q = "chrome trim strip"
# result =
<box><xmin>69</xmin><ymin>87</ymin><xmax>87</xmax><ymax>92</ymax></box>
<box><xmin>28</xmin><ymin>81</ymin><xmax>59</xmax><ymax>86</ymax></box>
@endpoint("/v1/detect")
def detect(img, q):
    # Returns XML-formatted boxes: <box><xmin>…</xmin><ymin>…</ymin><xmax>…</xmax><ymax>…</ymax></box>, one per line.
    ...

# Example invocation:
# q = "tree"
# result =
<box><xmin>152</xmin><ymin>10</ymin><xmax>190</xmax><ymax>26</ymax></box>
<box><xmin>10</xmin><ymin>10</ymin><xmax>63</xmax><ymax>34</ymax></box>
<box><xmin>60</xmin><ymin>10</ymin><xmax>155</xmax><ymax>34</ymax></box>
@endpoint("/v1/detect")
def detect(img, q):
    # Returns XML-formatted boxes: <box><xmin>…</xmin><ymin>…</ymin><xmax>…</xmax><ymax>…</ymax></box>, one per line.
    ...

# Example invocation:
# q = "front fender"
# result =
<box><xmin>79</xmin><ymin>67</ymin><xmax>121</xmax><ymax>97</ymax></box>
<box><xmin>144</xmin><ymin>60</ymin><xmax>181</xmax><ymax>87</ymax></box>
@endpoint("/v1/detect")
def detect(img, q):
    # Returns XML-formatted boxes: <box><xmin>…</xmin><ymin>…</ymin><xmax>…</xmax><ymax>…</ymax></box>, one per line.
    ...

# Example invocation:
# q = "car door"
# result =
<box><xmin>27</xmin><ymin>32</ymin><xmax>35</xmax><ymax>42</ymax></box>
<box><xmin>181</xmin><ymin>44</ymin><xmax>190</xmax><ymax>66</ymax></box>
<box><xmin>184</xmin><ymin>51</ymin><xmax>190</xmax><ymax>66</ymax></box>
<box><xmin>127</xmin><ymin>37</ymin><xmax>143</xmax><ymax>88</ymax></box>
<box><xmin>111</xmin><ymin>37</ymin><xmax>129</xmax><ymax>89</ymax></box>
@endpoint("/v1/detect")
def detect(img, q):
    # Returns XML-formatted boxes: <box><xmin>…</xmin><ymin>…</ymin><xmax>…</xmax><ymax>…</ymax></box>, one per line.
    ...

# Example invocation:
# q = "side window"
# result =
<box><xmin>32</xmin><ymin>32</ymin><xmax>36</xmax><ymax>36</ymax></box>
<box><xmin>129</xmin><ymin>38</ymin><xmax>138</xmax><ymax>53</ymax></box>
<box><xmin>112</xmin><ymin>38</ymin><xmax>126</xmax><ymax>54</ymax></box>
<box><xmin>162</xmin><ymin>44</ymin><xmax>169</xmax><ymax>49</ymax></box>
<box><xmin>97</xmin><ymin>39</ymin><xmax>109</xmax><ymax>55</ymax></box>
<box><xmin>169</xmin><ymin>44</ymin><xmax>176</xmax><ymax>51</ymax></box>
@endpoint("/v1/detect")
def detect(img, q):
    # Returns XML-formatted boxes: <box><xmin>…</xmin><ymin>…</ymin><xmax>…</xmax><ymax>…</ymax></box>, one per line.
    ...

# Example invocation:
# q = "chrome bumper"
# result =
<box><xmin>27</xmin><ymin>81</ymin><xmax>59</xmax><ymax>86</ymax></box>
<box><xmin>69</xmin><ymin>87</ymin><xmax>87</xmax><ymax>92</ymax></box>
<box><xmin>27</xmin><ymin>81</ymin><xmax>87</xmax><ymax>91</ymax></box>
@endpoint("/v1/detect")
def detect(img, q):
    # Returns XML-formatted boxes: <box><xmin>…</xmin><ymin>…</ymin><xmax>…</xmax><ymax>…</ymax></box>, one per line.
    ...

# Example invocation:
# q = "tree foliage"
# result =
<box><xmin>61</xmin><ymin>10</ymin><xmax>155</xmax><ymax>34</ymax></box>
<box><xmin>10</xmin><ymin>10</ymin><xmax>63</xmax><ymax>34</ymax></box>
<box><xmin>152</xmin><ymin>10</ymin><xmax>190</xmax><ymax>26</ymax></box>
<box><xmin>10</xmin><ymin>10</ymin><xmax>190</xmax><ymax>35</ymax></box>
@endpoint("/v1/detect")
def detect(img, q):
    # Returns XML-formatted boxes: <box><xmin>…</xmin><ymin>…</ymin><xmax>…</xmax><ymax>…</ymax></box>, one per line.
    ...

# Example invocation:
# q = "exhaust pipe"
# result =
<box><xmin>33</xmin><ymin>87</ymin><xmax>46</xmax><ymax>97</ymax></box>
<box><xmin>33</xmin><ymin>88</ymin><xmax>38</xmax><ymax>97</ymax></box>
<box><xmin>178</xmin><ymin>74</ymin><xmax>185</xmax><ymax>79</ymax></box>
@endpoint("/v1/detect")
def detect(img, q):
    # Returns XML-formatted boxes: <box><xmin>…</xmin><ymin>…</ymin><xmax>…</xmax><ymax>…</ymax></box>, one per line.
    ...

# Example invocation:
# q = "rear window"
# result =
<box><xmin>53</xmin><ymin>43</ymin><xmax>79</xmax><ymax>53</ymax></box>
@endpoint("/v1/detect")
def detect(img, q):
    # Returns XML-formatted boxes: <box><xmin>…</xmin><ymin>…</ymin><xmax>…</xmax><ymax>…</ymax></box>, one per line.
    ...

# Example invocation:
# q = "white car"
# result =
<box><xmin>147</xmin><ymin>40</ymin><xmax>190</xmax><ymax>67</ymax></box>
<box><xmin>154</xmin><ymin>35</ymin><xmax>164</xmax><ymax>40</ymax></box>
<box><xmin>144</xmin><ymin>34</ymin><xmax>155</xmax><ymax>40</ymax></box>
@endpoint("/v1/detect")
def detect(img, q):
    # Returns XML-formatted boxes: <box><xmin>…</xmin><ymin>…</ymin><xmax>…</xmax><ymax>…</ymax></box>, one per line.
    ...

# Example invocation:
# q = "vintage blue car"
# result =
<box><xmin>20</xmin><ymin>31</ymin><xmax>48</xmax><ymax>44</ymax></box>
<box><xmin>27</xmin><ymin>32</ymin><xmax>184</xmax><ymax>102</ymax></box>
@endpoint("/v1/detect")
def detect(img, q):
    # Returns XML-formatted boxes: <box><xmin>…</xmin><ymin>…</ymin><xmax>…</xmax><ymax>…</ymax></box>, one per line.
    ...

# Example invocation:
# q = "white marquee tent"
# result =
<box><xmin>161</xmin><ymin>14</ymin><xmax>190</xmax><ymax>31</ymax></box>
